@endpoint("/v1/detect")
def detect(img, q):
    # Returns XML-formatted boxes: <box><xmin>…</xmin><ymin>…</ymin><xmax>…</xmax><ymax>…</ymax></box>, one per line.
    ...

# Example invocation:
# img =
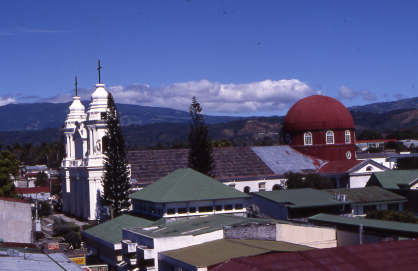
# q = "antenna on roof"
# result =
<box><xmin>97</xmin><ymin>60</ymin><xmax>102</xmax><ymax>83</ymax></box>
<box><xmin>75</xmin><ymin>77</ymin><xmax>78</xmax><ymax>97</ymax></box>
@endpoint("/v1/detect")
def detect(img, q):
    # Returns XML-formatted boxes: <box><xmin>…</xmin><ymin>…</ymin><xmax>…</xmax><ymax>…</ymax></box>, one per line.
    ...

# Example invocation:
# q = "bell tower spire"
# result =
<box><xmin>97</xmin><ymin>60</ymin><xmax>102</xmax><ymax>84</ymax></box>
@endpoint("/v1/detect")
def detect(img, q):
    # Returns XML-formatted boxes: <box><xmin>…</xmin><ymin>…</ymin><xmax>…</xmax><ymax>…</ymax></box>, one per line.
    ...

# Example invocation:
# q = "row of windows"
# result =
<box><xmin>304</xmin><ymin>130</ymin><xmax>351</xmax><ymax>145</ymax></box>
<box><xmin>134</xmin><ymin>202</ymin><xmax>245</xmax><ymax>216</ymax></box>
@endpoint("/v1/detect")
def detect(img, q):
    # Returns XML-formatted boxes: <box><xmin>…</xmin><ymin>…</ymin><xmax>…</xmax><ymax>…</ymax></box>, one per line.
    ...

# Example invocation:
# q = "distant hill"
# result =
<box><xmin>348</xmin><ymin>97</ymin><xmax>418</xmax><ymax>113</ymax></box>
<box><xmin>0</xmin><ymin>101</ymin><xmax>247</xmax><ymax>131</ymax></box>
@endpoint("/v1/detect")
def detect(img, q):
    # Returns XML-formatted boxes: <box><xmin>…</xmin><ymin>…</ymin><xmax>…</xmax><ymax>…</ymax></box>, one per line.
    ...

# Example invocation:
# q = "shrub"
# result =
<box><xmin>66</xmin><ymin>231</ymin><xmax>81</xmax><ymax>249</ymax></box>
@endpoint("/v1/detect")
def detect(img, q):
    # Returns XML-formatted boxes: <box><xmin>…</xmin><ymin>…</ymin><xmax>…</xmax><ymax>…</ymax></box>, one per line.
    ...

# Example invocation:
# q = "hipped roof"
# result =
<box><xmin>129</xmin><ymin>168</ymin><xmax>250</xmax><ymax>203</ymax></box>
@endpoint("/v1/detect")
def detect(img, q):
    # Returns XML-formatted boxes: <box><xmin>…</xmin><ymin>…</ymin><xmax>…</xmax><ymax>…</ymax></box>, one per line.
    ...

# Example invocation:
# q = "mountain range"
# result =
<box><xmin>1</xmin><ymin>97</ymin><xmax>418</xmax><ymax>147</ymax></box>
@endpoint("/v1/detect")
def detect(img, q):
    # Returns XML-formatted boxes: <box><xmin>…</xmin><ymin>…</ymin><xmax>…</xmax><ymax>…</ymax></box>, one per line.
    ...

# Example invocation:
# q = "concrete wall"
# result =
<box><xmin>224</xmin><ymin>223</ymin><xmax>276</xmax><ymax>241</ymax></box>
<box><xmin>0</xmin><ymin>199</ymin><xmax>32</xmax><ymax>243</ymax></box>
<box><xmin>276</xmin><ymin>224</ymin><xmax>337</xmax><ymax>248</ymax></box>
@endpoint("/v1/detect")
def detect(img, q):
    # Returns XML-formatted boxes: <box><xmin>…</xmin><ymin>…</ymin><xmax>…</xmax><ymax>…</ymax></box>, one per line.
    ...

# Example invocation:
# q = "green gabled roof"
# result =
<box><xmin>255</xmin><ymin>187</ymin><xmax>407</xmax><ymax>209</ymax></box>
<box><xmin>309</xmin><ymin>214</ymin><xmax>418</xmax><ymax>234</ymax></box>
<box><xmin>129</xmin><ymin>168</ymin><xmax>251</xmax><ymax>203</ymax></box>
<box><xmin>373</xmin><ymin>170</ymin><xmax>418</xmax><ymax>189</ymax></box>
<box><xmin>322</xmin><ymin>186</ymin><xmax>407</xmax><ymax>204</ymax></box>
<box><xmin>82</xmin><ymin>214</ymin><xmax>163</xmax><ymax>244</ymax></box>
<box><xmin>254</xmin><ymin>188</ymin><xmax>342</xmax><ymax>209</ymax></box>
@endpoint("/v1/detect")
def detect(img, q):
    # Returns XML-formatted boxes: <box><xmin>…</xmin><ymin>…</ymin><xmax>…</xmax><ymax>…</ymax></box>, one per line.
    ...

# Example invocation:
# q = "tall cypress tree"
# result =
<box><xmin>102</xmin><ymin>93</ymin><xmax>131</xmax><ymax>217</ymax></box>
<box><xmin>188</xmin><ymin>96</ymin><xmax>215</xmax><ymax>177</ymax></box>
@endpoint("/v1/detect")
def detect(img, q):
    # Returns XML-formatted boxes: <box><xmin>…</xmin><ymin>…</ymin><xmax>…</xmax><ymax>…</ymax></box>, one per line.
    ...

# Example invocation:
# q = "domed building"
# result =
<box><xmin>283</xmin><ymin>95</ymin><xmax>356</xmax><ymax>161</ymax></box>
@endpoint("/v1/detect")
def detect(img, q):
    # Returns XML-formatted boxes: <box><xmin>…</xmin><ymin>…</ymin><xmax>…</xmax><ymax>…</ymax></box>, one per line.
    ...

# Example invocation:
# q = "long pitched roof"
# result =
<box><xmin>372</xmin><ymin>170</ymin><xmax>418</xmax><ymax>189</ymax></box>
<box><xmin>253</xmin><ymin>187</ymin><xmax>406</xmax><ymax>209</ymax></box>
<box><xmin>82</xmin><ymin>214</ymin><xmax>163</xmax><ymax>244</ymax></box>
<box><xmin>318</xmin><ymin>159</ymin><xmax>389</xmax><ymax>174</ymax></box>
<box><xmin>129</xmin><ymin>168</ymin><xmax>251</xmax><ymax>203</ymax></box>
<box><xmin>161</xmin><ymin>239</ymin><xmax>312</xmax><ymax>268</ymax></box>
<box><xmin>127</xmin><ymin>146</ymin><xmax>326</xmax><ymax>185</ymax></box>
<box><xmin>211</xmin><ymin>239</ymin><xmax>418</xmax><ymax>271</ymax></box>
<box><xmin>309</xmin><ymin>214</ymin><xmax>418</xmax><ymax>235</ymax></box>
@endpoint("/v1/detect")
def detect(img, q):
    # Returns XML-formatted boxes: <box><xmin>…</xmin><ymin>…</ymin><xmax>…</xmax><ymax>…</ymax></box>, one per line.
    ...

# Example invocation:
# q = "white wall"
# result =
<box><xmin>0</xmin><ymin>199</ymin><xmax>32</xmax><ymax>243</ymax></box>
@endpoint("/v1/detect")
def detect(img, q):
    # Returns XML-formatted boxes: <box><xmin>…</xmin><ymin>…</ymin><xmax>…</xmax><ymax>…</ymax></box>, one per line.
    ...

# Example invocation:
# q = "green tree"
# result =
<box><xmin>66</xmin><ymin>231</ymin><xmax>82</xmax><ymax>249</ymax></box>
<box><xmin>212</xmin><ymin>138</ymin><xmax>232</xmax><ymax>148</ymax></box>
<box><xmin>285</xmin><ymin>171</ymin><xmax>335</xmax><ymax>190</ymax></box>
<box><xmin>34</xmin><ymin>171</ymin><xmax>48</xmax><ymax>187</ymax></box>
<box><xmin>188</xmin><ymin>96</ymin><xmax>215</xmax><ymax>177</ymax></box>
<box><xmin>366</xmin><ymin>209</ymin><xmax>418</xmax><ymax>223</ymax></box>
<box><xmin>102</xmin><ymin>93</ymin><xmax>131</xmax><ymax>217</ymax></box>
<box><xmin>0</xmin><ymin>150</ymin><xmax>20</xmax><ymax>198</ymax></box>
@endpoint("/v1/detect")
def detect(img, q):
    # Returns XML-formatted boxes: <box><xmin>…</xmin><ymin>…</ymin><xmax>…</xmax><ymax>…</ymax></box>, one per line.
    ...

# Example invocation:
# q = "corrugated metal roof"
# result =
<box><xmin>251</xmin><ymin>146</ymin><xmax>326</xmax><ymax>174</ymax></box>
<box><xmin>211</xmin><ymin>239</ymin><xmax>418</xmax><ymax>271</ymax></box>
<box><xmin>254</xmin><ymin>187</ymin><xmax>406</xmax><ymax>209</ymax></box>
<box><xmin>373</xmin><ymin>170</ymin><xmax>418</xmax><ymax>189</ymax></box>
<box><xmin>82</xmin><ymin>214</ymin><xmax>163</xmax><ymax>244</ymax></box>
<box><xmin>161</xmin><ymin>239</ymin><xmax>313</xmax><ymax>268</ymax></box>
<box><xmin>322</xmin><ymin>187</ymin><xmax>406</xmax><ymax>204</ymax></box>
<box><xmin>309</xmin><ymin>214</ymin><xmax>418</xmax><ymax>234</ymax></box>
<box><xmin>15</xmin><ymin>187</ymin><xmax>50</xmax><ymax>195</ymax></box>
<box><xmin>0</xmin><ymin>252</ymin><xmax>84</xmax><ymax>271</ymax></box>
<box><xmin>128</xmin><ymin>168</ymin><xmax>251</xmax><ymax>203</ymax></box>
<box><xmin>254</xmin><ymin>188</ymin><xmax>343</xmax><ymax>209</ymax></box>
<box><xmin>129</xmin><ymin>214</ymin><xmax>283</xmax><ymax>238</ymax></box>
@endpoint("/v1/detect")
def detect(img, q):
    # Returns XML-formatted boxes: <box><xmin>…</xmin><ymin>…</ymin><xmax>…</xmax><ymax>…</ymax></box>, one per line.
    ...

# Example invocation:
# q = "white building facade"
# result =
<box><xmin>61</xmin><ymin>83</ymin><xmax>109</xmax><ymax>223</ymax></box>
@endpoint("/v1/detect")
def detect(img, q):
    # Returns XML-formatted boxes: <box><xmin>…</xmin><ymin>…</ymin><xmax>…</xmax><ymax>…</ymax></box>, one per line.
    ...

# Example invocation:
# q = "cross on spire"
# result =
<box><xmin>97</xmin><ymin>60</ymin><xmax>102</xmax><ymax>83</ymax></box>
<box><xmin>75</xmin><ymin>77</ymin><xmax>78</xmax><ymax>96</ymax></box>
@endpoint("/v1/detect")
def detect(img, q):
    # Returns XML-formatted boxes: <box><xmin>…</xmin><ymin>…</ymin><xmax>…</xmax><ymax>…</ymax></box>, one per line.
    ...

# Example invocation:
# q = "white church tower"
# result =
<box><xmin>61</xmin><ymin>69</ymin><xmax>110</xmax><ymax>223</ymax></box>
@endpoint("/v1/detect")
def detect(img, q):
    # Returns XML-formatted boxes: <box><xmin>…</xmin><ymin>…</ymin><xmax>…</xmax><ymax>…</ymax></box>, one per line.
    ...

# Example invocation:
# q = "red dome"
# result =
<box><xmin>283</xmin><ymin>95</ymin><xmax>354</xmax><ymax>132</ymax></box>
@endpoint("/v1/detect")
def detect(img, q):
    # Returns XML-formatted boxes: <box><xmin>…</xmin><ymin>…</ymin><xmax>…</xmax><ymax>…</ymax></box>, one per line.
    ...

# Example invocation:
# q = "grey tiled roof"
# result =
<box><xmin>0</xmin><ymin>252</ymin><xmax>84</xmax><ymax>270</ymax></box>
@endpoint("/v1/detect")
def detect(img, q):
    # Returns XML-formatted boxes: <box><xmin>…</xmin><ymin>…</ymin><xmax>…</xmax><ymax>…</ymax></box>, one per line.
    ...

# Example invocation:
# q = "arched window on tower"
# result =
<box><xmin>345</xmin><ymin>130</ymin><xmax>351</xmax><ymax>143</ymax></box>
<box><xmin>102</xmin><ymin>136</ymin><xmax>109</xmax><ymax>154</ymax></box>
<box><xmin>326</xmin><ymin>131</ymin><xmax>334</xmax><ymax>144</ymax></box>
<box><xmin>304</xmin><ymin>132</ymin><xmax>312</xmax><ymax>145</ymax></box>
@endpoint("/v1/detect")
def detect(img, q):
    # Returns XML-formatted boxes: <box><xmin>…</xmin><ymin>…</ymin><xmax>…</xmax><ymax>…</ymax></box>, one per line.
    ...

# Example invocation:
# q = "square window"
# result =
<box><xmin>225</xmin><ymin>205</ymin><xmax>233</xmax><ymax>211</ymax></box>
<box><xmin>178</xmin><ymin>208</ymin><xmax>187</xmax><ymax>214</ymax></box>
<box><xmin>235</xmin><ymin>204</ymin><xmax>243</xmax><ymax>210</ymax></box>
<box><xmin>189</xmin><ymin>207</ymin><xmax>196</xmax><ymax>213</ymax></box>
<box><xmin>167</xmin><ymin>208</ymin><xmax>175</xmax><ymax>215</ymax></box>
<box><xmin>215</xmin><ymin>205</ymin><xmax>222</xmax><ymax>211</ymax></box>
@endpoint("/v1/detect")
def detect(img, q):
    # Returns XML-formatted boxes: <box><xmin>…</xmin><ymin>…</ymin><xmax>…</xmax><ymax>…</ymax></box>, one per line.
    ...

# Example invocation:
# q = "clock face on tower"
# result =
<box><xmin>285</xmin><ymin>134</ymin><xmax>291</xmax><ymax>145</ymax></box>
<box><xmin>346</xmin><ymin>151</ymin><xmax>352</xmax><ymax>160</ymax></box>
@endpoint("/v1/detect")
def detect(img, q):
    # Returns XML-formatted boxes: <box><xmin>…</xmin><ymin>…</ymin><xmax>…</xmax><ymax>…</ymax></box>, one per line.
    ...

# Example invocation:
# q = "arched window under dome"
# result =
<box><xmin>304</xmin><ymin>132</ymin><xmax>312</xmax><ymax>145</ymax></box>
<box><xmin>345</xmin><ymin>130</ymin><xmax>351</xmax><ymax>143</ymax></box>
<box><xmin>326</xmin><ymin>131</ymin><xmax>334</xmax><ymax>144</ymax></box>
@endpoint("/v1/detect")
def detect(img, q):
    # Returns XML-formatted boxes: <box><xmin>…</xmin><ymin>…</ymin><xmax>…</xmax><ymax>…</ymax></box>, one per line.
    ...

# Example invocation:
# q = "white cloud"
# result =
<box><xmin>28</xmin><ymin>79</ymin><xmax>322</xmax><ymax>115</ymax></box>
<box><xmin>338</xmin><ymin>85</ymin><xmax>376</xmax><ymax>101</ymax></box>
<box><xmin>106</xmin><ymin>79</ymin><xmax>319</xmax><ymax>114</ymax></box>
<box><xmin>0</xmin><ymin>96</ymin><xmax>16</xmax><ymax>106</ymax></box>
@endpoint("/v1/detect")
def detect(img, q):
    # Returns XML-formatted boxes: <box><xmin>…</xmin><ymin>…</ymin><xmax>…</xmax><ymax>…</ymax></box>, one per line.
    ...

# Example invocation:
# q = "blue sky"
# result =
<box><xmin>1</xmin><ymin>1</ymin><xmax>418</xmax><ymax>116</ymax></box>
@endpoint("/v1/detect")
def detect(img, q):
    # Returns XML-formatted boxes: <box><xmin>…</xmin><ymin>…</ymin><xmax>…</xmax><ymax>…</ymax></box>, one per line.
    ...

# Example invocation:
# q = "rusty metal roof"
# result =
<box><xmin>210</xmin><ymin>239</ymin><xmax>418</xmax><ymax>271</ymax></box>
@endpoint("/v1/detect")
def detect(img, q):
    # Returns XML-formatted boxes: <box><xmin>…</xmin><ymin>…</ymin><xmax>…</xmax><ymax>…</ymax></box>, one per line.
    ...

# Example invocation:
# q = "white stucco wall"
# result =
<box><xmin>0</xmin><ymin>199</ymin><xmax>32</xmax><ymax>243</ymax></box>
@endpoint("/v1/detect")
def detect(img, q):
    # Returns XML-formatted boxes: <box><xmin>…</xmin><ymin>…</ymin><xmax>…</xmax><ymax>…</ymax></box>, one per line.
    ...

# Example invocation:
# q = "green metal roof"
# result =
<box><xmin>128</xmin><ymin>214</ymin><xmax>284</xmax><ymax>238</ymax></box>
<box><xmin>254</xmin><ymin>188</ymin><xmax>343</xmax><ymax>209</ymax></box>
<box><xmin>309</xmin><ymin>214</ymin><xmax>418</xmax><ymax>234</ymax></box>
<box><xmin>129</xmin><ymin>168</ymin><xmax>251</xmax><ymax>203</ymax></box>
<box><xmin>322</xmin><ymin>186</ymin><xmax>407</xmax><ymax>204</ymax></box>
<box><xmin>373</xmin><ymin>170</ymin><xmax>418</xmax><ymax>189</ymax></box>
<box><xmin>161</xmin><ymin>239</ymin><xmax>313</xmax><ymax>267</ymax></box>
<box><xmin>254</xmin><ymin>187</ymin><xmax>406</xmax><ymax>209</ymax></box>
<box><xmin>82</xmin><ymin>214</ymin><xmax>163</xmax><ymax>244</ymax></box>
